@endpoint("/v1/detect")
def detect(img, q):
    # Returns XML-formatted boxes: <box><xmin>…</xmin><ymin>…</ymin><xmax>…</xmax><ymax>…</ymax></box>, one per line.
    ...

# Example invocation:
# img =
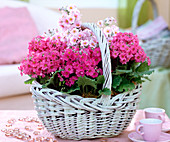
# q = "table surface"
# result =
<box><xmin>0</xmin><ymin>110</ymin><xmax>169</xmax><ymax>142</ymax></box>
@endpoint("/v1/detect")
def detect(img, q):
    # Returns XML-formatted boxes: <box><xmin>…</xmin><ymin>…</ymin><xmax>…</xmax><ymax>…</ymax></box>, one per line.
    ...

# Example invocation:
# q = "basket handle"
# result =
<box><xmin>82</xmin><ymin>23</ymin><xmax>112</xmax><ymax>101</ymax></box>
<box><xmin>132</xmin><ymin>0</ymin><xmax>158</xmax><ymax>34</ymax></box>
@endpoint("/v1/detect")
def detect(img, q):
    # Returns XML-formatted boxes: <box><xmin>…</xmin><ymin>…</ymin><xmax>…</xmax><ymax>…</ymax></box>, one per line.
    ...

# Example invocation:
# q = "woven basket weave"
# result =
<box><xmin>132</xmin><ymin>0</ymin><xmax>170</xmax><ymax>68</ymax></box>
<box><xmin>31</xmin><ymin>23</ymin><xmax>142</xmax><ymax>140</ymax></box>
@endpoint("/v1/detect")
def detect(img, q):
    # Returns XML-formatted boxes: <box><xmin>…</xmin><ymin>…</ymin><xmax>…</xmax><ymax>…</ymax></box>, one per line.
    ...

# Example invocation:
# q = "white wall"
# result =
<box><xmin>29</xmin><ymin>0</ymin><xmax>118</xmax><ymax>9</ymax></box>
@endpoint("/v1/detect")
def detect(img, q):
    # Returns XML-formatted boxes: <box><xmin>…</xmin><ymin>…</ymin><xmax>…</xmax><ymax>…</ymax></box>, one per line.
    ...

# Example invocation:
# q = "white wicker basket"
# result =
<box><xmin>132</xmin><ymin>0</ymin><xmax>170</xmax><ymax>68</ymax></box>
<box><xmin>31</xmin><ymin>23</ymin><xmax>142</xmax><ymax>140</ymax></box>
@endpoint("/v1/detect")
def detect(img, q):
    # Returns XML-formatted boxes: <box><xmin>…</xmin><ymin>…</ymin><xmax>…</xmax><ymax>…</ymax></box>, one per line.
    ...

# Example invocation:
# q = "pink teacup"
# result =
<box><xmin>136</xmin><ymin>118</ymin><xmax>162</xmax><ymax>141</ymax></box>
<box><xmin>144</xmin><ymin>107</ymin><xmax>165</xmax><ymax>122</ymax></box>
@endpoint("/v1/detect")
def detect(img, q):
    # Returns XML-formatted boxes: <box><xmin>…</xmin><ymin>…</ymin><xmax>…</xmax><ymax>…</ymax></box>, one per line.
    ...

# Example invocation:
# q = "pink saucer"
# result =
<box><xmin>135</xmin><ymin>121</ymin><xmax>170</xmax><ymax>132</ymax></box>
<box><xmin>162</xmin><ymin>121</ymin><xmax>170</xmax><ymax>132</ymax></box>
<box><xmin>128</xmin><ymin>132</ymin><xmax>170</xmax><ymax>142</ymax></box>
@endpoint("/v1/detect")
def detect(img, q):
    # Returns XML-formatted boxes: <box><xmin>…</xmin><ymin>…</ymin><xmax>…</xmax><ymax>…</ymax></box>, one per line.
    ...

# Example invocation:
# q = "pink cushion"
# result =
<box><xmin>0</xmin><ymin>7</ymin><xmax>38</xmax><ymax>65</ymax></box>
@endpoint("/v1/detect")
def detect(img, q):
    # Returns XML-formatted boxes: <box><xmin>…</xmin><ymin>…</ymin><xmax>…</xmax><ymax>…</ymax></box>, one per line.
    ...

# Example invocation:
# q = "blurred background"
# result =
<box><xmin>0</xmin><ymin>0</ymin><xmax>169</xmax><ymax>116</ymax></box>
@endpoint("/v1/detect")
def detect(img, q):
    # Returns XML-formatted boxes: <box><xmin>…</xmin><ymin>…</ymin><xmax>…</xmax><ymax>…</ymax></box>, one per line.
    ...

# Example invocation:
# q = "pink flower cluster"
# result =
<box><xmin>110</xmin><ymin>32</ymin><xmax>151</xmax><ymax>65</ymax></box>
<box><xmin>19</xmin><ymin>5</ymin><xmax>102</xmax><ymax>87</ymax></box>
<box><xmin>19</xmin><ymin>36</ymin><xmax>67</xmax><ymax>78</ymax></box>
<box><xmin>97</xmin><ymin>17</ymin><xmax>119</xmax><ymax>43</ymax></box>
<box><xmin>61</xmin><ymin>47</ymin><xmax>102</xmax><ymax>86</ymax></box>
<box><xmin>59</xmin><ymin>5</ymin><xmax>81</xmax><ymax>30</ymax></box>
<box><xmin>19</xmin><ymin>5</ymin><xmax>151</xmax><ymax>89</ymax></box>
<box><xmin>19</xmin><ymin>35</ymin><xmax>102</xmax><ymax>87</ymax></box>
<box><xmin>59</xmin><ymin>5</ymin><xmax>98</xmax><ymax>49</ymax></box>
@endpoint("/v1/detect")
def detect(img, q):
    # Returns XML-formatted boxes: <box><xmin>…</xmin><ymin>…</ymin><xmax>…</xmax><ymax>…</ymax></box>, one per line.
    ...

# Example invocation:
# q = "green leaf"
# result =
<box><xmin>38</xmin><ymin>75</ymin><xmax>50</xmax><ymax>85</ymax></box>
<box><xmin>116</xmin><ymin>69</ymin><xmax>133</xmax><ymax>73</ymax></box>
<box><xmin>132</xmin><ymin>77</ymin><xmax>145</xmax><ymax>84</ymax></box>
<box><xmin>136</xmin><ymin>61</ymin><xmax>149</xmax><ymax>72</ymax></box>
<box><xmin>77</xmin><ymin>76</ymin><xmax>97</xmax><ymax>89</ymax></box>
<box><xmin>104</xmin><ymin>23</ymin><xmax>109</xmax><ymax>26</ymax></box>
<box><xmin>142</xmin><ymin>76</ymin><xmax>151</xmax><ymax>81</ymax></box>
<box><xmin>24</xmin><ymin>78</ymin><xmax>35</xmax><ymax>84</ymax></box>
<box><xmin>112</xmin><ymin>75</ymin><xmax>122</xmax><ymax>89</ymax></box>
<box><xmin>131</xmin><ymin>70</ymin><xmax>153</xmax><ymax>78</ymax></box>
<box><xmin>96</xmin><ymin>75</ymin><xmax>105</xmax><ymax>84</ymax></box>
<box><xmin>131</xmin><ymin>62</ymin><xmax>140</xmax><ymax>71</ymax></box>
<box><xmin>98</xmin><ymin>88</ymin><xmax>111</xmax><ymax>96</ymax></box>
<box><xmin>44</xmin><ymin>69</ymin><xmax>64</xmax><ymax>87</ymax></box>
<box><xmin>118</xmin><ymin>78</ymin><xmax>135</xmax><ymax>92</ymax></box>
<box><xmin>65</xmin><ymin>85</ymin><xmax>80</xmax><ymax>94</ymax></box>
<box><xmin>112</xmin><ymin>69</ymin><xmax>132</xmax><ymax>75</ymax></box>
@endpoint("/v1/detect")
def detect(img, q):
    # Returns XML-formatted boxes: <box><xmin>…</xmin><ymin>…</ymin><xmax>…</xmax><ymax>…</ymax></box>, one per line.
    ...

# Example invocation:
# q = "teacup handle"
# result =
<box><xmin>158</xmin><ymin>114</ymin><xmax>165</xmax><ymax>122</ymax></box>
<box><xmin>136</xmin><ymin>124</ymin><xmax>144</xmax><ymax>136</ymax></box>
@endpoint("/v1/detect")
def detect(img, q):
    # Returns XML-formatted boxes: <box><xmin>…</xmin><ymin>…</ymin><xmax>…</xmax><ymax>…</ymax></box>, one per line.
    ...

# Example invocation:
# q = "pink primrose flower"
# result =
<box><xmin>125</xmin><ymin>46</ymin><xmax>131</xmax><ymax>53</ymax></box>
<box><xmin>81</xmin><ymin>40</ymin><xmax>89</xmax><ymax>47</ymax></box>
<box><xmin>120</xmin><ymin>58</ymin><xmax>128</xmax><ymax>64</ymax></box>
<box><xmin>58</xmin><ymin>73</ymin><xmax>64</xmax><ymax>81</ymax></box>
<box><xmin>97</xmin><ymin>20</ymin><xmax>104</xmax><ymax>27</ymax></box>
<box><xmin>89</xmin><ymin>41</ymin><xmax>96</xmax><ymax>48</ymax></box>
<box><xmin>120</xmin><ymin>43</ymin><xmax>127</xmax><ymax>51</ymax></box>
<box><xmin>64</xmin><ymin>18</ymin><xmax>70</xmax><ymax>25</ymax></box>
<box><xmin>141</xmin><ymin>54</ymin><xmax>147</xmax><ymax>63</ymax></box>
<box><xmin>91</xmin><ymin>71</ymin><xmax>98</xmax><ymax>78</ymax></box>
<box><xmin>67</xmin><ymin>5</ymin><xmax>76</xmax><ymax>11</ymax></box>
<box><xmin>65</xmin><ymin>65</ymin><xmax>73</xmax><ymax>74</ymax></box>
<box><xmin>65</xmin><ymin>48</ymin><xmax>73</xmax><ymax>55</ymax></box>
<box><xmin>119</xmin><ymin>53</ymin><xmax>126</xmax><ymax>61</ymax></box>
<box><xmin>93</xmin><ymin>57</ymin><xmax>101</xmax><ymax>65</ymax></box>
<box><xmin>80</xmin><ymin>53</ymin><xmax>87</xmax><ymax>61</ymax></box>
<box><xmin>92</xmin><ymin>38</ymin><xmax>97</xmax><ymax>44</ymax></box>
<box><xmin>69</xmin><ymin>9</ymin><xmax>81</xmax><ymax>21</ymax></box>
<box><xmin>135</xmin><ymin>53</ymin><xmax>142</xmax><ymax>62</ymax></box>
<box><xmin>77</xmin><ymin>64</ymin><xmax>84</xmax><ymax>72</ymax></box>
<box><xmin>70</xmin><ymin>36</ymin><xmax>77</xmax><ymax>45</ymax></box>
<box><xmin>55</xmin><ymin>40</ymin><xmax>62</xmax><ymax>47</ymax></box>
<box><xmin>111</xmin><ymin>25</ymin><xmax>119</xmax><ymax>35</ymax></box>
<box><xmin>107</xmin><ymin>37</ymin><xmax>113</xmax><ymax>43</ymax></box>
<box><xmin>83</xmin><ymin>29</ymin><xmax>92</xmax><ymax>37</ymax></box>
<box><xmin>103</xmin><ymin>26</ymin><xmax>112</xmax><ymax>36</ymax></box>
<box><xmin>126</xmin><ymin>51</ymin><xmax>133</xmax><ymax>59</ymax></box>
<box><xmin>73</xmin><ymin>62</ymin><xmax>79</xmax><ymax>69</ymax></box>
<box><xmin>77</xmin><ymin>32</ymin><xmax>84</xmax><ymax>39</ymax></box>
<box><xmin>68</xmin><ymin>15</ymin><xmax>75</xmax><ymax>24</ymax></box>
<box><xmin>138</xmin><ymin>48</ymin><xmax>145</xmax><ymax>55</ymax></box>
<box><xmin>75</xmin><ymin>22</ymin><xmax>81</xmax><ymax>28</ymax></box>
<box><xmin>93</xmin><ymin>48</ymin><xmax>101</xmax><ymax>57</ymax></box>
<box><xmin>56</xmin><ymin>34</ymin><xmax>62</xmax><ymax>40</ymax></box>
<box><xmin>61</xmin><ymin>70</ymin><xmax>70</xmax><ymax>78</ymax></box>
<box><xmin>84</xmin><ymin>61</ymin><xmax>90</xmax><ymax>69</ymax></box>
<box><xmin>76</xmin><ymin>70</ymin><xmax>85</xmax><ymax>77</ymax></box>
<box><xmin>46</xmin><ymin>40</ymin><xmax>53</xmax><ymax>48</ymax></box>
<box><xmin>111</xmin><ymin>50</ymin><xmax>119</xmax><ymax>58</ymax></box>
<box><xmin>86</xmin><ymin>67</ymin><xmax>96</xmax><ymax>77</ymax></box>
<box><xmin>147</xmin><ymin>56</ymin><xmax>151</xmax><ymax>66</ymax></box>
<box><xmin>70</xmin><ymin>28</ymin><xmax>79</xmax><ymax>35</ymax></box>
<box><xmin>110</xmin><ymin>43</ymin><xmax>116</xmax><ymax>50</ymax></box>
<box><xmin>69</xmin><ymin>76</ymin><xmax>78</xmax><ymax>85</ymax></box>
<box><xmin>72</xmin><ymin>13</ymin><xmax>80</xmax><ymax>20</ymax></box>
<box><xmin>65</xmin><ymin>79</ymin><xmax>71</xmax><ymax>87</ymax></box>
<box><xmin>41</xmin><ymin>61</ymin><xmax>49</xmax><ymax>70</ymax></box>
<box><xmin>131</xmin><ymin>46</ymin><xmax>138</xmax><ymax>54</ymax></box>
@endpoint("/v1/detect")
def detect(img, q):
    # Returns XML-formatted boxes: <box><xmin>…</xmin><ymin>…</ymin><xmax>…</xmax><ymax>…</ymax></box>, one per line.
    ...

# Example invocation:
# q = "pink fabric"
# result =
<box><xmin>0</xmin><ymin>110</ymin><xmax>169</xmax><ymax>142</ymax></box>
<box><xmin>0</xmin><ymin>7</ymin><xmax>38</xmax><ymax>65</ymax></box>
<box><xmin>137</xmin><ymin>16</ymin><xmax>168</xmax><ymax>40</ymax></box>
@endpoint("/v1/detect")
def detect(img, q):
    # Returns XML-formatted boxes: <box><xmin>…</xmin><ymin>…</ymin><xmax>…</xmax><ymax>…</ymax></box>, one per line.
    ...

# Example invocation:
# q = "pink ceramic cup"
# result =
<box><xmin>144</xmin><ymin>107</ymin><xmax>165</xmax><ymax>122</ymax></box>
<box><xmin>136</xmin><ymin>118</ymin><xmax>162</xmax><ymax>141</ymax></box>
